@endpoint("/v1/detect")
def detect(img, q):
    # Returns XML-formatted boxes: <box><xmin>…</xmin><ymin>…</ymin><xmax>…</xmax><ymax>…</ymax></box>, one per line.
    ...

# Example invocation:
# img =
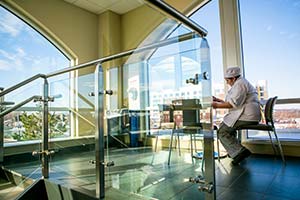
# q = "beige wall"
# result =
<box><xmin>121</xmin><ymin>5</ymin><xmax>165</xmax><ymax>51</ymax></box>
<box><xmin>166</xmin><ymin>0</ymin><xmax>208</xmax><ymax>14</ymax></box>
<box><xmin>98</xmin><ymin>11</ymin><xmax>121</xmax><ymax>58</ymax></box>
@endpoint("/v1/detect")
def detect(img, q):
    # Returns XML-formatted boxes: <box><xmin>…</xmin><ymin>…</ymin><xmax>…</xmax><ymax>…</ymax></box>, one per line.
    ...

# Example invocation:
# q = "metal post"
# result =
<box><xmin>95</xmin><ymin>63</ymin><xmax>105</xmax><ymax>199</ymax></box>
<box><xmin>203</xmin><ymin>127</ymin><xmax>216</xmax><ymax>199</ymax></box>
<box><xmin>42</xmin><ymin>79</ymin><xmax>49</xmax><ymax>178</ymax></box>
<box><xmin>201</xmin><ymin>38</ymin><xmax>216</xmax><ymax>200</ymax></box>
<box><xmin>0</xmin><ymin>87</ymin><xmax>4</xmax><ymax>164</ymax></box>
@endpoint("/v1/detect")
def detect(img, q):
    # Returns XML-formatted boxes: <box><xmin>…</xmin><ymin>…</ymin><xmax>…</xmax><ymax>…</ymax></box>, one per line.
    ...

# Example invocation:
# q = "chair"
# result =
<box><xmin>167</xmin><ymin>99</ymin><xmax>223</xmax><ymax>166</ymax></box>
<box><xmin>166</xmin><ymin>99</ymin><xmax>201</xmax><ymax>165</ymax></box>
<box><xmin>236</xmin><ymin>96</ymin><xmax>285</xmax><ymax>163</ymax></box>
<box><xmin>150</xmin><ymin>104</ymin><xmax>174</xmax><ymax>152</ymax></box>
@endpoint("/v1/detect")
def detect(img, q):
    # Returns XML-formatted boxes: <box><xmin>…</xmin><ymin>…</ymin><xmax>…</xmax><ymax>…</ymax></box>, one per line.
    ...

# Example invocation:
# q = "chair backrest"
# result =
<box><xmin>264</xmin><ymin>96</ymin><xmax>278</xmax><ymax>126</ymax></box>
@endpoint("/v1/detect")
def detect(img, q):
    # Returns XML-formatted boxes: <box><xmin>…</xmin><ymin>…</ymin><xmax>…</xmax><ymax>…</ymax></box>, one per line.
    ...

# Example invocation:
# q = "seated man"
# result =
<box><xmin>212</xmin><ymin>66</ymin><xmax>261</xmax><ymax>165</ymax></box>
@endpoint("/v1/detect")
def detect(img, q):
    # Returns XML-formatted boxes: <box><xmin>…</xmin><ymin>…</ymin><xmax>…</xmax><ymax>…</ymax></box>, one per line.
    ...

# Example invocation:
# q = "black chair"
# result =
<box><xmin>150</xmin><ymin>104</ymin><xmax>174</xmax><ymax>152</ymax></box>
<box><xmin>236</xmin><ymin>96</ymin><xmax>285</xmax><ymax>163</ymax></box>
<box><xmin>167</xmin><ymin>99</ymin><xmax>223</xmax><ymax>166</ymax></box>
<box><xmin>166</xmin><ymin>99</ymin><xmax>202</xmax><ymax>165</ymax></box>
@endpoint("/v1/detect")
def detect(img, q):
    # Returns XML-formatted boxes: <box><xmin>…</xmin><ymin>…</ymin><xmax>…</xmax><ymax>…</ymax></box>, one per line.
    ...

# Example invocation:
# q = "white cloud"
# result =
<box><xmin>0</xmin><ymin>59</ymin><xmax>11</xmax><ymax>71</ymax></box>
<box><xmin>16</xmin><ymin>48</ymin><xmax>26</xmax><ymax>57</ymax></box>
<box><xmin>288</xmin><ymin>33</ymin><xmax>299</xmax><ymax>39</ymax></box>
<box><xmin>0</xmin><ymin>49</ymin><xmax>14</xmax><ymax>60</ymax></box>
<box><xmin>0</xmin><ymin>48</ymin><xmax>27</xmax><ymax>71</ymax></box>
<box><xmin>266</xmin><ymin>25</ymin><xmax>272</xmax><ymax>31</ymax></box>
<box><xmin>0</xmin><ymin>12</ymin><xmax>25</xmax><ymax>37</ymax></box>
<box><xmin>279</xmin><ymin>31</ymin><xmax>287</xmax><ymax>35</ymax></box>
<box><xmin>26</xmin><ymin>56</ymin><xmax>65</xmax><ymax>73</ymax></box>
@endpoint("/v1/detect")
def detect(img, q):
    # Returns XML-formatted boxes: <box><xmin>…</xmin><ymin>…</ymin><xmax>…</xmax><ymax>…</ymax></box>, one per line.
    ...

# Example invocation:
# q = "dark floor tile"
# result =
<box><xmin>276</xmin><ymin>161</ymin><xmax>300</xmax><ymax>178</ymax></box>
<box><xmin>2</xmin><ymin>148</ymin><xmax>300</xmax><ymax>200</ymax></box>
<box><xmin>266</xmin><ymin>175</ymin><xmax>300</xmax><ymax>200</ymax></box>
<box><xmin>217</xmin><ymin>188</ymin><xmax>264</xmax><ymax>200</ymax></box>
<box><xmin>169</xmin><ymin>184</ymin><xmax>205</xmax><ymax>200</ymax></box>
<box><xmin>229</xmin><ymin>171</ymin><xmax>275</xmax><ymax>193</ymax></box>
<box><xmin>215</xmin><ymin>171</ymin><xmax>241</xmax><ymax>188</ymax></box>
<box><xmin>241</xmin><ymin>156</ymin><xmax>283</xmax><ymax>176</ymax></box>
<box><xmin>215</xmin><ymin>186</ymin><xmax>227</xmax><ymax>197</ymax></box>
<box><xmin>262</xmin><ymin>194</ymin><xmax>293</xmax><ymax>200</ymax></box>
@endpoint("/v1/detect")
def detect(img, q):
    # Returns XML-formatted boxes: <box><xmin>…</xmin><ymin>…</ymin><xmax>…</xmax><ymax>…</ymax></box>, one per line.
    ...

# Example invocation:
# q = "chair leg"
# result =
<box><xmin>154</xmin><ymin>135</ymin><xmax>159</xmax><ymax>152</ymax></box>
<box><xmin>267</xmin><ymin>131</ymin><xmax>277</xmax><ymax>156</ymax></box>
<box><xmin>201</xmin><ymin>155</ymin><xmax>204</xmax><ymax>171</ymax></box>
<box><xmin>177</xmin><ymin>130</ymin><xmax>181</xmax><ymax>156</ymax></box>
<box><xmin>193</xmin><ymin>134</ymin><xmax>197</xmax><ymax>153</ymax></box>
<box><xmin>190</xmin><ymin>134</ymin><xmax>194</xmax><ymax>164</ymax></box>
<box><xmin>272</xmin><ymin>129</ymin><xmax>286</xmax><ymax>164</ymax></box>
<box><xmin>168</xmin><ymin>129</ymin><xmax>175</xmax><ymax>165</ymax></box>
<box><xmin>216</xmin><ymin>132</ymin><xmax>220</xmax><ymax>162</ymax></box>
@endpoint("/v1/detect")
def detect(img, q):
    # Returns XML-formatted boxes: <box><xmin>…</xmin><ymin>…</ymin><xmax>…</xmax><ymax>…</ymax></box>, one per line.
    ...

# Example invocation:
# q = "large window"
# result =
<box><xmin>191</xmin><ymin>0</ymin><xmax>223</xmax><ymax>87</ymax></box>
<box><xmin>240</xmin><ymin>0</ymin><xmax>300</xmax><ymax>139</ymax></box>
<box><xmin>191</xmin><ymin>0</ymin><xmax>224</xmax><ymax>124</ymax></box>
<box><xmin>0</xmin><ymin>6</ymin><xmax>70</xmax><ymax>143</ymax></box>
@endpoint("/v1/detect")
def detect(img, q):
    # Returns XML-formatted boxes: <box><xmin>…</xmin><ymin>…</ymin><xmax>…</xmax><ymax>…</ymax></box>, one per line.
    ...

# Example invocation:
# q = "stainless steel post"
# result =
<box><xmin>0</xmin><ymin>87</ymin><xmax>4</xmax><ymax>164</ymax></box>
<box><xmin>201</xmin><ymin>38</ymin><xmax>216</xmax><ymax>200</ymax></box>
<box><xmin>203</xmin><ymin>127</ymin><xmax>216</xmax><ymax>199</ymax></box>
<box><xmin>42</xmin><ymin>78</ymin><xmax>49</xmax><ymax>178</ymax></box>
<box><xmin>95</xmin><ymin>63</ymin><xmax>105</xmax><ymax>199</ymax></box>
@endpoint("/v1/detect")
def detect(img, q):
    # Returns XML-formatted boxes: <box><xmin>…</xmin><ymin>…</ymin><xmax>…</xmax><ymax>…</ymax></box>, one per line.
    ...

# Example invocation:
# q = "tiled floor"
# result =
<box><xmin>2</xmin><ymin>146</ymin><xmax>300</xmax><ymax>200</ymax></box>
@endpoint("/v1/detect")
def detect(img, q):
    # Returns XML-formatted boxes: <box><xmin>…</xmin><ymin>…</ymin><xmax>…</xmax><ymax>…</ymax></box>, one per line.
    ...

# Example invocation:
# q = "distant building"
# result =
<box><xmin>256</xmin><ymin>80</ymin><xmax>268</xmax><ymax>100</ymax></box>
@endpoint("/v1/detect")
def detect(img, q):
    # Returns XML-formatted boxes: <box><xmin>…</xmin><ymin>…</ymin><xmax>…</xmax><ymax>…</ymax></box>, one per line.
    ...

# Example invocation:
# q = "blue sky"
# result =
<box><xmin>239</xmin><ymin>0</ymin><xmax>300</xmax><ymax>99</ymax></box>
<box><xmin>1</xmin><ymin>1</ymin><xmax>300</xmax><ymax>101</ymax></box>
<box><xmin>0</xmin><ymin>6</ymin><xmax>69</xmax><ymax>88</ymax></box>
<box><xmin>192</xmin><ymin>0</ymin><xmax>300</xmax><ymax>99</ymax></box>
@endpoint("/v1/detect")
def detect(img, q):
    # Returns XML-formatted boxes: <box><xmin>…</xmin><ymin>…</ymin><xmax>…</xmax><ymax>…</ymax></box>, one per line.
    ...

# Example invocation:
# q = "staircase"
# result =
<box><xmin>0</xmin><ymin>177</ymin><xmax>25</xmax><ymax>200</ymax></box>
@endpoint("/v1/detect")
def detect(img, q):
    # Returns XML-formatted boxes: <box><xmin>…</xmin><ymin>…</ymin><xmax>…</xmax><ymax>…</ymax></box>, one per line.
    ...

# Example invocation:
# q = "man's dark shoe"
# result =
<box><xmin>231</xmin><ymin>148</ymin><xmax>251</xmax><ymax>165</ymax></box>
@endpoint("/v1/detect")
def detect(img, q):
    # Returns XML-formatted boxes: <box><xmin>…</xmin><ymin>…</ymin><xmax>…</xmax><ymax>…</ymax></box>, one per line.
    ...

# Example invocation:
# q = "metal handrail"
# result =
<box><xmin>0</xmin><ymin>32</ymin><xmax>198</xmax><ymax>98</ymax></box>
<box><xmin>0</xmin><ymin>74</ymin><xmax>45</xmax><ymax>97</ymax></box>
<box><xmin>145</xmin><ymin>0</ymin><xmax>207</xmax><ymax>37</ymax></box>
<box><xmin>0</xmin><ymin>95</ymin><xmax>41</xmax><ymax>117</ymax></box>
<box><xmin>46</xmin><ymin>32</ymin><xmax>198</xmax><ymax>78</ymax></box>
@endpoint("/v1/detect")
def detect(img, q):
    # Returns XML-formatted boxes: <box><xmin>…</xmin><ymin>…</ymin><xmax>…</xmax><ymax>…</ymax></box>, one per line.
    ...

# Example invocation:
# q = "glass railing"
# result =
<box><xmin>2</xmin><ymin>80</ymin><xmax>42</xmax><ymax>143</ymax></box>
<box><xmin>0</xmin><ymin>0</ymin><xmax>215</xmax><ymax>199</ymax></box>
<box><xmin>0</xmin><ymin>81</ymin><xmax>44</xmax><ymax>198</ymax></box>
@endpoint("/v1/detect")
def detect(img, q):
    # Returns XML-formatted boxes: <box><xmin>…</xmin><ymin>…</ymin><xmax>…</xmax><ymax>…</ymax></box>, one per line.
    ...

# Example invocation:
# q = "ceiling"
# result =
<box><xmin>63</xmin><ymin>0</ymin><xmax>144</xmax><ymax>15</ymax></box>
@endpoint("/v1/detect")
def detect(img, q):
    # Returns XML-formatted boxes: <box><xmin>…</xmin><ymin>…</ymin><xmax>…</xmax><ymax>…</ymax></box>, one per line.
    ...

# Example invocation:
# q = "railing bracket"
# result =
<box><xmin>89</xmin><ymin>160</ymin><xmax>115</xmax><ymax>167</ymax></box>
<box><xmin>88</xmin><ymin>90</ymin><xmax>113</xmax><ymax>96</ymax></box>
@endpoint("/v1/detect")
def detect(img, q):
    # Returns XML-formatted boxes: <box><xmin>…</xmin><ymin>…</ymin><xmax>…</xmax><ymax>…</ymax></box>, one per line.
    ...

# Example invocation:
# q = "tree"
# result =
<box><xmin>11</xmin><ymin>111</ymin><xmax>69</xmax><ymax>141</ymax></box>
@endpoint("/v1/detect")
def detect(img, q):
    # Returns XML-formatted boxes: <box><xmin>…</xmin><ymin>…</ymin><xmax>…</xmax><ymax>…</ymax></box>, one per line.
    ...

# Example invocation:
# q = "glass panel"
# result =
<box><xmin>239</xmin><ymin>0</ymin><xmax>300</xmax><ymax>140</ymax></box>
<box><xmin>47</xmin><ymin>72</ymin><xmax>96</xmax><ymax>191</ymax></box>
<box><xmin>1</xmin><ymin>83</ymin><xmax>44</xmax><ymax>197</ymax></box>
<box><xmin>1</xmin><ymin>0</ymin><xmax>214</xmax><ymax>199</ymax></box>
<box><xmin>190</xmin><ymin>0</ymin><xmax>224</xmax><ymax>129</ymax></box>
<box><xmin>0</xmin><ymin>5</ymin><xmax>69</xmax><ymax>197</ymax></box>
<box><xmin>103</xmin><ymin>35</ymin><xmax>213</xmax><ymax>199</ymax></box>
<box><xmin>3</xmin><ymin>80</ymin><xmax>44</xmax><ymax>143</ymax></box>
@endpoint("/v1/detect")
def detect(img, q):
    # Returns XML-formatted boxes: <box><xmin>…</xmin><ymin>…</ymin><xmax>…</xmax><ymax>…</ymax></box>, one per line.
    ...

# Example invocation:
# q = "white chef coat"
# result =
<box><xmin>223</xmin><ymin>77</ymin><xmax>261</xmax><ymax>127</ymax></box>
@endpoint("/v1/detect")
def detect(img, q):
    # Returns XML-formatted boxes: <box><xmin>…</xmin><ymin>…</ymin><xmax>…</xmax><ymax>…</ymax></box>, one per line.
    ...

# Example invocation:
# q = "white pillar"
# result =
<box><xmin>219</xmin><ymin>0</ymin><xmax>243</xmax><ymax>75</ymax></box>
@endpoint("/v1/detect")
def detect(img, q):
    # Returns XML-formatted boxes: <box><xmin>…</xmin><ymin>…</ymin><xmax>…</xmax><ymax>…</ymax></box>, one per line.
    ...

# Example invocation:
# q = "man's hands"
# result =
<box><xmin>211</xmin><ymin>101</ymin><xmax>219</xmax><ymax>109</ymax></box>
<box><xmin>212</xmin><ymin>96</ymin><xmax>224</xmax><ymax>103</ymax></box>
<box><xmin>212</xmin><ymin>96</ymin><xmax>232</xmax><ymax>109</ymax></box>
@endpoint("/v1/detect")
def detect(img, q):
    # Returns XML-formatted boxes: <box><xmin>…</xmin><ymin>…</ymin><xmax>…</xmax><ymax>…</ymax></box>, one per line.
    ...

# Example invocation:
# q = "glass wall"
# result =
<box><xmin>239</xmin><ymin>0</ymin><xmax>300</xmax><ymax>140</ymax></box>
<box><xmin>190</xmin><ymin>0</ymin><xmax>224</xmax><ymax>126</ymax></box>
<box><xmin>0</xmin><ymin>1</ymin><xmax>216</xmax><ymax>199</ymax></box>
<box><xmin>0</xmin><ymin>6</ymin><xmax>70</xmax><ymax>144</ymax></box>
